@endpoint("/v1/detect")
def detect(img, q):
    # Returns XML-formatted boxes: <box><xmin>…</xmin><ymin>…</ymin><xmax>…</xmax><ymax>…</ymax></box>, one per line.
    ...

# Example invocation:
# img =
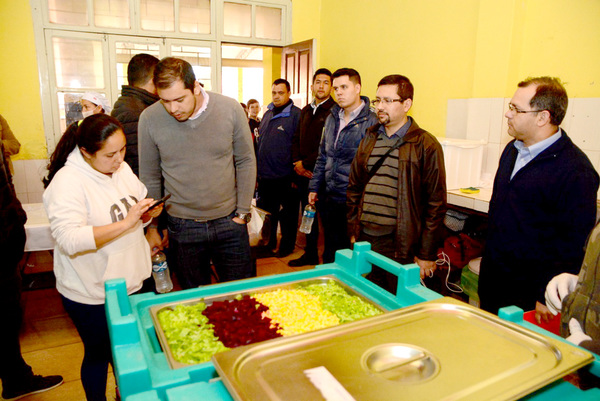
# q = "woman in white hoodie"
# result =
<box><xmin>43</xmin><ymin>114</ymin><xmax>162</xmax><ymax>401</ymax></box>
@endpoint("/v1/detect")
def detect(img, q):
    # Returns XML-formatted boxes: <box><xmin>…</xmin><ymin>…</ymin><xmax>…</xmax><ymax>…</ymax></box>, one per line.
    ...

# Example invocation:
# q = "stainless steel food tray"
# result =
<box><xmin>150</xmin><ymin>276</ymin><xmax>386</xmax><ymax>369</ymax></box>
<box><xmin>212</xmin><ymin>297</ymin><xmax>594</xmax><ymax>401</ymax></box>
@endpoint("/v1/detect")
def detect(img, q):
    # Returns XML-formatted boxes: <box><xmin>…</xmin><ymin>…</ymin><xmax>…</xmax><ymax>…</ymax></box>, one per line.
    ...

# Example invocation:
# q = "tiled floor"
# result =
<box><xmin>4</xmin><ymin>246</ymin><xmax>314</xmax><ymax>400</ymax></box>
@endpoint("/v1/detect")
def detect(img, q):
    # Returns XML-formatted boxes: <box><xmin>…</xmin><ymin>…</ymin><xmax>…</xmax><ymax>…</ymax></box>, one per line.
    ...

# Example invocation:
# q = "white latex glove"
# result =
<box><xmin>565</xmin><ymin>318</ymin><xmax>592</xmax><ymax>346</ymax></box>
<box><xmin>544</xmin><ymin>273</ymin><xmax>578</xmax><ymax>315</ymax></box>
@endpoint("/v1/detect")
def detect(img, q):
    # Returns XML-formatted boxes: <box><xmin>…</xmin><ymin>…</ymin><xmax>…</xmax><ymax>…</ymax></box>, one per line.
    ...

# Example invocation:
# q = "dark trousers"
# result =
<box><xmin>296</xmin><ymin>175</ymin><xmax>320</xmax><ymax>258</ymax></box>
<box><xmin>0</xmin><ymin>224</ymin><xmax>34</xmax><ymax>389</ymax></box>
<box><xmin>257</xmin><ymin>176</ymin><xmax>299</xmax><ymax>253</ymax></box>
<box><xmin>478</xmin><ymin>257</ymin><xmax>538</xmax><ymax>314</ymax></box>
<box><xmin>321</xmin><ymin>196</ymin><xmax>351</xmax><ymax>263</ymax></box>
<box><xmin>61</xmin><ymin>296</ymin><xmax>112</xmax><ymax>401</ymax></box>
<box><xmin>168</xmin><ymin>212</ymin><xmax>253</xmax><ymax>289</ymax></box>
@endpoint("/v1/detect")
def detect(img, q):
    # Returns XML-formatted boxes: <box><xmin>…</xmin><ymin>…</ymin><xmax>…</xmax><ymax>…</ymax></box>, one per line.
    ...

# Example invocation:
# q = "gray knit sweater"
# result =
<box><xmin>138</xmin><ymin>92</ymin><xmax>256</xmax><ymax>220</ymax></box>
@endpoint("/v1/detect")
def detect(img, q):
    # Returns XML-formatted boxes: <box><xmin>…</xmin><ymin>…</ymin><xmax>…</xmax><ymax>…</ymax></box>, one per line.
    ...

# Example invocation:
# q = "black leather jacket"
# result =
<box><xmin>347</xmin><ymin>119</ymin><xmax>447</xmax><ymax>262</ymax></box>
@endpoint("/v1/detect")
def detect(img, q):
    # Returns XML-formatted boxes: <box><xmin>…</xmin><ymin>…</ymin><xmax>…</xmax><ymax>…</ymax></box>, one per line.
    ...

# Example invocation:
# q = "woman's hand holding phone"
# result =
<box><xmin>144</xmin><ymin>194</ymin><xmax>171</xmax><ymax>219</ymax></box>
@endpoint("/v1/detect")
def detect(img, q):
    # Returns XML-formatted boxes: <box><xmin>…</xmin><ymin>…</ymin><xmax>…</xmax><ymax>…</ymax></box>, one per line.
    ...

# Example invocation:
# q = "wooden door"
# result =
<box><xmin>281</xmin><ymin>39</ymin><xmax>313</xmax><ymax>108</ymax></box>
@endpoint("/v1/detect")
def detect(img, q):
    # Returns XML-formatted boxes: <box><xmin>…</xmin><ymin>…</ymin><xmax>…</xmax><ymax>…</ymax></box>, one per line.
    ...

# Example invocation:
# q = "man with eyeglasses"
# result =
<box><xmin>347</xmin><ymin>74</ymin><xmax>447</xmax><ymax>292</ymax></box>
<box><xmin>478</xmin><ymin>77</ymin><xmax>599</xmax><ymax>319</ymax></box>
<box><xmin>308</xmin><ymin>68</ymin><xmax>378</xmax><ymax>263</ymax></box>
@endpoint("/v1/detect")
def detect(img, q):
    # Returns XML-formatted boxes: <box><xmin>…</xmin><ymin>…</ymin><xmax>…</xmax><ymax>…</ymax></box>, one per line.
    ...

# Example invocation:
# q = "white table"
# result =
<box><xmin>447</xmin><ymin>188</ymin><xmax>492</xmax><ymax>214</ymax></box>
<box><xmin>23</xmin><ymin>203</ymin><xmax>55</xmax><ymax>252</ymax></box>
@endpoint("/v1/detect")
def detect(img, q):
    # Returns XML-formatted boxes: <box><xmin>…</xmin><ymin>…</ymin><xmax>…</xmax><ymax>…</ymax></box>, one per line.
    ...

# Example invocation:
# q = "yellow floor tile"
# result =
<box><xmin>20</xmin><ymin>315</ymin><xmax>80</xmax><ymax>353</ymax></box>
<box><xmin>23</xmin><ymin>342</ymin><xmax>84</xmax><ymax>383</ymax></box>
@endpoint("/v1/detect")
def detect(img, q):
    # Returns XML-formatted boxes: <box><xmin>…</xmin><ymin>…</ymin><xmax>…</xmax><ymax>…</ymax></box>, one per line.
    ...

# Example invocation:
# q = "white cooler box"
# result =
<box><xmin>440</xmin><ymin>138</ymin><xmax>485</xmax><ymax>190</ymax></box>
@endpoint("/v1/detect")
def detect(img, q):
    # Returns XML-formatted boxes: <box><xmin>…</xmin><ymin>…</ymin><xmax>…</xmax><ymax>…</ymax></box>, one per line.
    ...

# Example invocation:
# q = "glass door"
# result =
<box><xmin>166</xmin><ymin>38</ymin><xmax>216</xmax><ymax>91</ymax></box>
<box><xmin>108</xmin><ymin>36</ymin><xmax>166</xmax><ymax>100</ymax></box>
<box><xmin>44</xmin><ymin>30</ymin><xmax>110</xmax><ymax>149</ymax></box>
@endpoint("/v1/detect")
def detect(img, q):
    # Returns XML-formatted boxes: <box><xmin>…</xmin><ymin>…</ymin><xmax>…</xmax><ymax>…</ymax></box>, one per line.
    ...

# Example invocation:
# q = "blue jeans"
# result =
<box><xmin>167</xmin><ymin>212</ymin><xmax>253</xmax><ymax>289</ymax></box>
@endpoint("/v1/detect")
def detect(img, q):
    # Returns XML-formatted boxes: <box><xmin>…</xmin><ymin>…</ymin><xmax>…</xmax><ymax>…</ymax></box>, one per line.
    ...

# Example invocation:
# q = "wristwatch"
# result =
<box><xmin>235</xmin><ymin>212</ymin><xmax>252</xmax><ymax>223</ymax></box>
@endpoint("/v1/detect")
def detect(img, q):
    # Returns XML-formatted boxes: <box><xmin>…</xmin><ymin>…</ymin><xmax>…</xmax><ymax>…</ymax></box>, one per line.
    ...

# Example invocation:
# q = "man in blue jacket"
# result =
<box><xmin>479</xmin><ymin>76</ymin><xmax>599</xmax><ymax>317</ymax></box>
<box><xmin>257</xmin><ymin>79</ymin><xmax>301</xmax><ymax>257</ymax></box>
<box><xmin>289</xmin><ymin>68</ymin><xmax>336</xmax><ymax>267</ymax></box>
<box><xmin>308</xmin><ymin>68</ymin><xmax>378</xmax><ymax>263</ymax></box>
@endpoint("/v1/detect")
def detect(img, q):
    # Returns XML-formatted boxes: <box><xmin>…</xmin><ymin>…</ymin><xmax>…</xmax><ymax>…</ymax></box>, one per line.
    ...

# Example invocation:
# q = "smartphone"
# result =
<box><xmin>147</xmin><ymin>194</ymin><xmax>171</xmax><ymax>211</ymax></box>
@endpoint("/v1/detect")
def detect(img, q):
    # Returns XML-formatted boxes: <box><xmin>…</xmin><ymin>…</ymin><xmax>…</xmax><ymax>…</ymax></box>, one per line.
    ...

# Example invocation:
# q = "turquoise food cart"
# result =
<box><xmin>105</xmin><ymin>242</ymin><xmax>600</xmax><ymax>400</ymax></box>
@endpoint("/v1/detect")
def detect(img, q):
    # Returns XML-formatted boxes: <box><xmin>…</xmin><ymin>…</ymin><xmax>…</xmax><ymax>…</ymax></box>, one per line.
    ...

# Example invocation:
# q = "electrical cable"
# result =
<box><xmin>434</xmin><ymin>251</ymin><xmax>464</xmax><ymax>293</ymax></box>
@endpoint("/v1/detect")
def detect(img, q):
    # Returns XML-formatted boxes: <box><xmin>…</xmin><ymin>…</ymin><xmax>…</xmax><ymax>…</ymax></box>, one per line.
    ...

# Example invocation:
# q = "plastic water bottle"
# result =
<box><xmin>152</xmin><ymin>251</ymin><xmax>173</xmax><ymax>293</ymax></box>
<box><xmin>299</xmin><ymin>204</ymin><xmax>316</xmax><ymax>234</ymax></box>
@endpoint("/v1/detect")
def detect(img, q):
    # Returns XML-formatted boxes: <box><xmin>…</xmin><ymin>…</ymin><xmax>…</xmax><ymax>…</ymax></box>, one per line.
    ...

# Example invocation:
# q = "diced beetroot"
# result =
<box><xmin>202</xmin><ymin>295</ymin><xmax>281</xmax><ymax>348</ymax></box>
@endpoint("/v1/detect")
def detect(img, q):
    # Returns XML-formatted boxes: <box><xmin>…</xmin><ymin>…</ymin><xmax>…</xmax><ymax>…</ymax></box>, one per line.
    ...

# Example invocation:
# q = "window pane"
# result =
<box><xmin>171</xmin><ymin>45</ymin><xmax>212</xmax><ymax>91</ymax></box>
<box><xmin>256</xmin><ymin>6</ymin><xmax>281</xmax><ymax>40</ymax></box>
<box><xmin>94</xmin><ymin>0</ymin><xmax>130</xmax><ymax>29</ymax></box>
<box><xmin>59</xmin><ymin>92</ymin><xmax>83</xmax><ymax>132</ymax></box>
<box><xmin>48</xmin><ymin>0</ymin><xmax>88</xmax><ymax>26</ymax></box>
<box><xmin>53</xmin><ymin>37</ymin><xmax>104</xmax><ymax>89</ymax></box>
<box><xmin>58</xmin><ymin>91</ymin><xmax>108</xmax><ymax>132</ymax></box>
<box><xmin>221</xmin><ymin>44</ymin><xmax>263</xmax><ymax>61</ymax></box>
<box><xmin>221</xmin><ymin>44</ymin><xmax>263</xmax><ymax>102</ymax></box>
<box><xmin>179</xmin><ymin>0</ymin><xmax>211</xmax><ymax>34</ymax></box>
<box><xmin>243</xmin><ymin>68</ymin><xmax>263</xmax><ymax>104</ymax></box>
<box><xmin>115</xmin><ymin>42</ymin><xmax>161</xmax><ymax>90</ymax></box>
<box><xmin>140</xmin><ymin>0</ymin><xmax>174</xmax><ymax>31</ymax></box>
<box><xmin>223</xmin><ymin>2</ymin><xmax>251</xmax><ymax>37</ymax></box>
<box><xmin>221</xmin><ymin>67</ymin><xmax>239</xmax><ymax>101</ymax></box>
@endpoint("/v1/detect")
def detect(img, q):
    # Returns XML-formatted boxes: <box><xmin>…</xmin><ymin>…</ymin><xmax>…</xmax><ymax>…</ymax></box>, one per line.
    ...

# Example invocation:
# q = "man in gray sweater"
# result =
<box><xmin>139</xmin><ymin>57</ymin><xmax>256</xmax><ymax>289</ymax></box>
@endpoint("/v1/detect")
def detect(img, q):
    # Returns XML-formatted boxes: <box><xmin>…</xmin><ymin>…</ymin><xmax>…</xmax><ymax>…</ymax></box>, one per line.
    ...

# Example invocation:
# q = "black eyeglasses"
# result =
<box><xmin>508</xmin><ymin>103</ymin><xmax>542</xmax><ymax>114</ymax></box>
<box><xmin>371</xmin><ymin>98</ymin><xmax>403</xmax><ymax>106</ymax></box>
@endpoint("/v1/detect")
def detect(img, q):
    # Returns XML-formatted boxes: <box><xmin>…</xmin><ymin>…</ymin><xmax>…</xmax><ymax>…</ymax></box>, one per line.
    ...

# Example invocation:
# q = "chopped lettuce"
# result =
<box><xmin>157</xmin><ymin>302</ymin><xmax>229</xmax><ymax>364</ymax></box>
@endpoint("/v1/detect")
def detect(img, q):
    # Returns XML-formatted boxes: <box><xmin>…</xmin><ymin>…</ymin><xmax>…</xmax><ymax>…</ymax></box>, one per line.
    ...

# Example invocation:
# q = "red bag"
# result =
<box><xmin>437</xmin><ymin>233</ymin><xmax>484</xmax><ymax>269</ymax></box>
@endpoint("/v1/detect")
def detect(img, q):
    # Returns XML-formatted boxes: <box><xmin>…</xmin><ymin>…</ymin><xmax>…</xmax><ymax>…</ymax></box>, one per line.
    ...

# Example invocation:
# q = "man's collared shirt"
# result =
<box><xmin>376</xmin><ymin>117</ymin><xmax>412</xmax><ymax>140</ymax></box>
<box><xmin>310</xmin><ymin>97</ymin><xmax>330</xmax><ymax>115</ymax></box>
<box><xmin>335</xmin><ymin>100</ymin><xmax>365</xmax><ymax>148</ymax></box>
<box><xmin>189</xmin><ymin>84</ymin><xmax>209</xmax><ymax>121</ymax></box>
<box><xmin>511</xmin><ymin>129</ymin><xmax>561</xmax><ymax>179</ymax></box>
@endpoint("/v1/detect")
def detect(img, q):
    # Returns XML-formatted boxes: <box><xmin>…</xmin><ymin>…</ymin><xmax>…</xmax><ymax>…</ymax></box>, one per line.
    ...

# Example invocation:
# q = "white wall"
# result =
<box><xmin>12</xmin><ymin>159</ymin><xmax>47</xmax><ymax>204</ymax></box>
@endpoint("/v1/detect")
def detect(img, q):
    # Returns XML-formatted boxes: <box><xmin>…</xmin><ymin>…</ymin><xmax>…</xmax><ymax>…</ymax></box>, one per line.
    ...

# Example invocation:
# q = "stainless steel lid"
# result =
<box><xmin>213</xmin><ymin>297</ymin><xmax>593</xmax><ymax>401</ymax></box>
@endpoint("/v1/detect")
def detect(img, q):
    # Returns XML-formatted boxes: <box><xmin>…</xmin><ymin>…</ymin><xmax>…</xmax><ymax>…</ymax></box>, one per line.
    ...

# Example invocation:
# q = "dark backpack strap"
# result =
<box><xmin>367</xmin><ymin>137</ymin><xmax>403</xmax><ymax>180</ymax></box>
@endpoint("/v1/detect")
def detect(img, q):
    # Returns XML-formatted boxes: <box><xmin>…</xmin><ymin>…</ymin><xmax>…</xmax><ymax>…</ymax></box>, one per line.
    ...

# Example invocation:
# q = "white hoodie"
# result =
<box><xmin>43</xmin><ymin>147</ymin><xmax>151</xmax><ymax>305</ymax></box>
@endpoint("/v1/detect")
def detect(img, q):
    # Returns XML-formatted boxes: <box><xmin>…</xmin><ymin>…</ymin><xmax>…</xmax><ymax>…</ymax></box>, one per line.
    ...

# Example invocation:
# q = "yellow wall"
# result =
<box><xmin>292</xmin><ymin>0</ymin><xmax>322</xmax><ymax>65</ymax></box>
<box><xmin>317</xmin><ymin>0</ymin><xmax>480</xmax><ymax>136</ymax></box>
<box><xmin>0</xmin><ymin>1</ymin><xmax>46</xmax><ymax>159</ymax></box>
<box><xmin>517</xmin><ymin>1</ymin><xmax>600</xmax><ymax>97</ymax></box>
<box><xmin>294</xmin><ymin>0</ymin><xmax>600</xmax><ymax>136</ymax></box>
<box><xmin>262</xmin><ymin>47</ymin><xmax>282</xmax><ymax>106</ymax></box>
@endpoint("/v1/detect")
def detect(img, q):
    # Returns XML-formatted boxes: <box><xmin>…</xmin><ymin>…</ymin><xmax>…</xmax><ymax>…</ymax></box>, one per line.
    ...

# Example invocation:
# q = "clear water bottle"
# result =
<box><xmin>152</xmin><ymin>251</ymin><xmax>173</xmax><ymax>293</ymax></box>
<box><xmin>299</xmin><ymin>204</ymin><xmax>316</xmax><ymax>234</ymax></box>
